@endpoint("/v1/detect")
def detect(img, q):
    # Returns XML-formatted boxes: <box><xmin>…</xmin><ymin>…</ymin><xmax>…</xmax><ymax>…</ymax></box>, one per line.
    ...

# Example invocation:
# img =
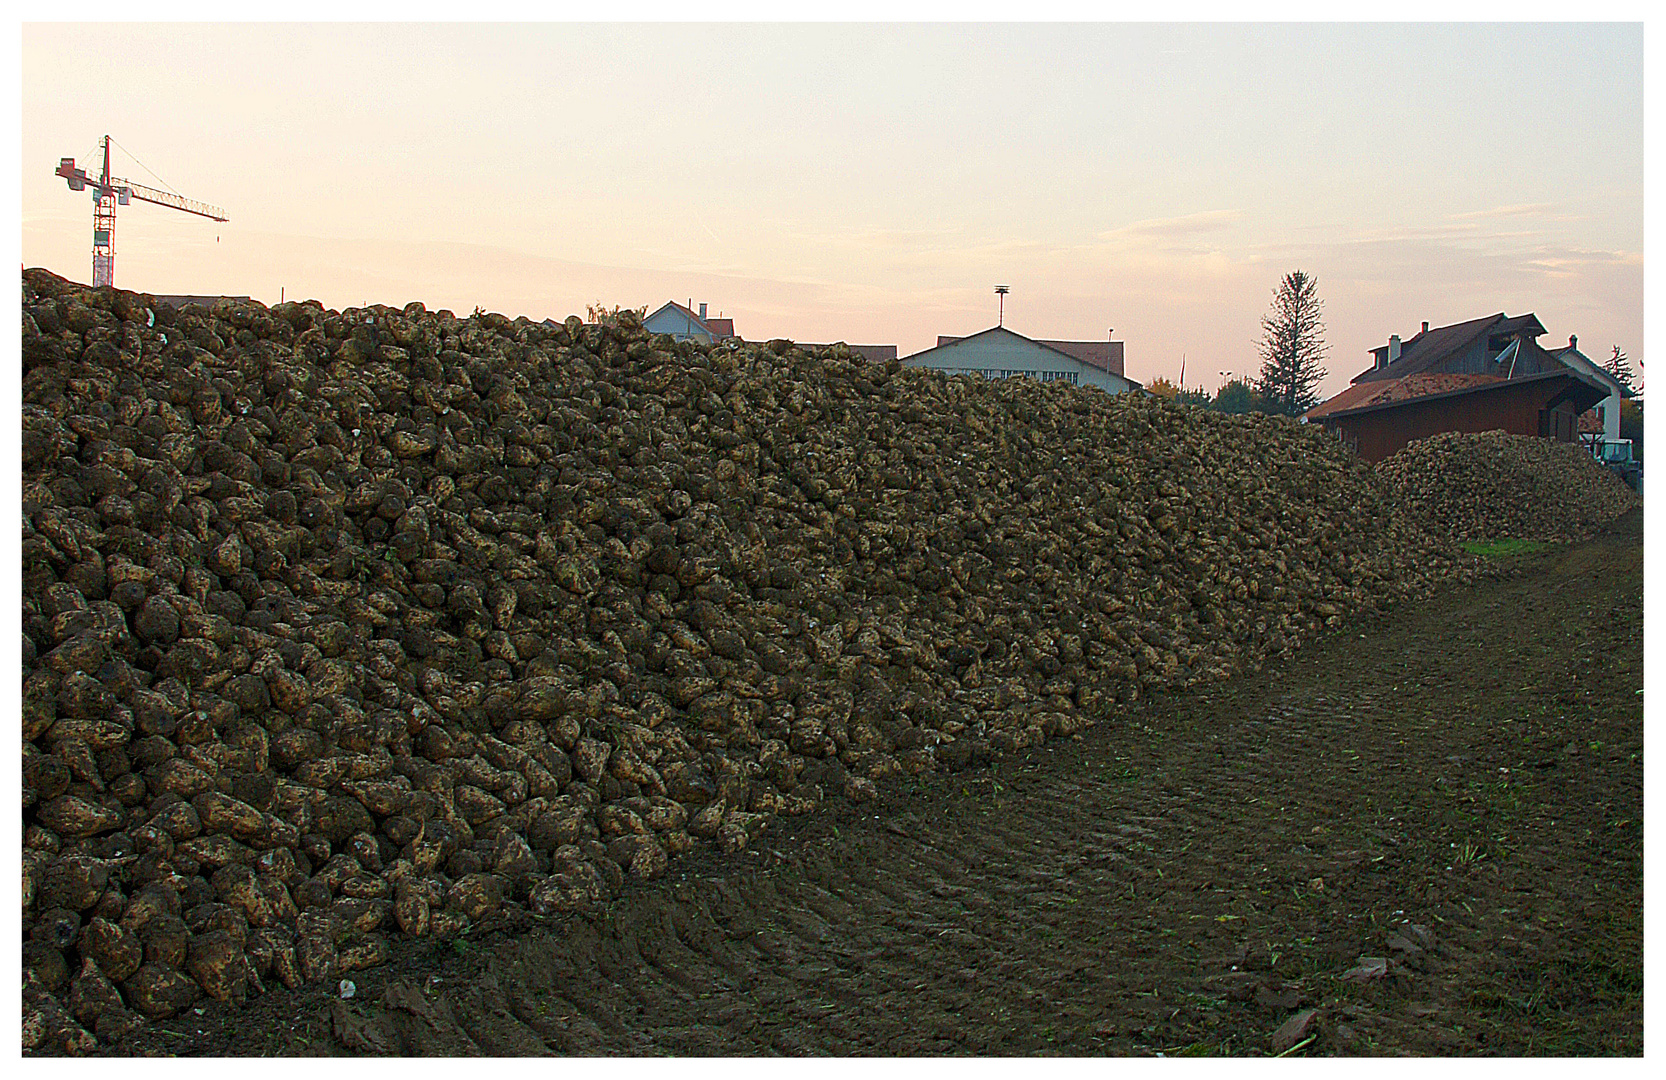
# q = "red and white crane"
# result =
<box><xmin>55</xmin><ymin>134</ymin><xmax>229</xmax><ymax>288</ymax></box>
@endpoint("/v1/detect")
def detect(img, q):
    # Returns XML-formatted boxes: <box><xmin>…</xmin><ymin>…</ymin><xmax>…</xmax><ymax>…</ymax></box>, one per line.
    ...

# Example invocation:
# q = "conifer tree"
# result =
<box><xmin>1254</xmin><ymin>271</ymin><xmax>1329</xmax><ymax>416</ymax></box>
<box><xmin>1605</xmin><ymin>345</ymin><xmax>1636</xmax><ymax>396</ymax></box>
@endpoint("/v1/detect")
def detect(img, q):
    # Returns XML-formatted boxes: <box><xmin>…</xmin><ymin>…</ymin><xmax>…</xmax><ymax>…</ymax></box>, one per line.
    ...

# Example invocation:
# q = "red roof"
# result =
<box><xmin>1305</xmin><ymin>373</ymin><xmax>1503</xmax><ymax>421</ymax></box>
<box><xmin>1308</xmin><ymin>370</ymin><xmax>1602</xmax><ymax>427</ymax></box>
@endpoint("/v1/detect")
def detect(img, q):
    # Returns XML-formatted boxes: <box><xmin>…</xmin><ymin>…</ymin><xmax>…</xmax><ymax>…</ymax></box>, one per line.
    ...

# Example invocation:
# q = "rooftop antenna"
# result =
<box><xmin>994</xmin><ymin>285</ymin><xmax>1010</xmax><ymax>327</ymax></box>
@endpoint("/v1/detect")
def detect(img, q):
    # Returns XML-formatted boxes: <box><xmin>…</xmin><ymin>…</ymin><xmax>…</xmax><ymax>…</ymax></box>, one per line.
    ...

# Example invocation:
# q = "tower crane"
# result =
<box><xmin>54</xmin><ymin>134</ymin><xmax>228</xmax><ymax>288</ymax></box>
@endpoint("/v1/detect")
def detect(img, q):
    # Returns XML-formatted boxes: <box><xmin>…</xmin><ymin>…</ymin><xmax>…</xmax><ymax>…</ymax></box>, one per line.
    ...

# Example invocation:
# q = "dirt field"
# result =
<box><xmin>109</xmin><ymin>509</ymin><xmax>1643</xmax><ymax>1057</ymax></box>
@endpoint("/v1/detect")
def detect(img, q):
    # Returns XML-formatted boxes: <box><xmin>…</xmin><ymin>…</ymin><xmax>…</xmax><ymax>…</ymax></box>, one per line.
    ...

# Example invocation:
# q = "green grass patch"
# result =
<box><xmin>1459</xmin><ymin>539</ymin><xmax>1552</xmax><ymax>558</ymax></box>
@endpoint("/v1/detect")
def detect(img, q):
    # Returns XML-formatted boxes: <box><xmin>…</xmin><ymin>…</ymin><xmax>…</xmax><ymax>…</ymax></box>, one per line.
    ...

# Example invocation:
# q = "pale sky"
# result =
<box><xmin>20</xmin><ymin>20</ymin><xmax>1645</xmax><ymax>399</ymax></box>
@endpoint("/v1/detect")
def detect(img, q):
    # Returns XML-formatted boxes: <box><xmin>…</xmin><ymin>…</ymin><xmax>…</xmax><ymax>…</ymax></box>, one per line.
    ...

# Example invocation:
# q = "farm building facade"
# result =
<box><xmin>903</xmin><ymin>326</ymin><xmax>1140</xmax><ymax>394</ymax></box>
<box><xmin>1306</xmin><ymin>313</ymin><xmax>1612</xmax><ymax>463</ymax></box>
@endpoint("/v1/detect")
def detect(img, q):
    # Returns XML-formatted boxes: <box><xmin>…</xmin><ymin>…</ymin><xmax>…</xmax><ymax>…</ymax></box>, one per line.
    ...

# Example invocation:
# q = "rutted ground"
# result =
<box><xmin>113</xmin><ymin>510</ymin><xmax>1642</xmax><ymax>1057</ymax></box>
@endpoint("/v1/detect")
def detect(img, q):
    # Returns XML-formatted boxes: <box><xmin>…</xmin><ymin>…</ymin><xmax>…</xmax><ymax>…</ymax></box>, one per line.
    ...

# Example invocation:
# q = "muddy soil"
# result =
<box><xmin>108</xmin><ymin>509</ymin><xmax>1643</xmax><ymax>1057</ymax></box>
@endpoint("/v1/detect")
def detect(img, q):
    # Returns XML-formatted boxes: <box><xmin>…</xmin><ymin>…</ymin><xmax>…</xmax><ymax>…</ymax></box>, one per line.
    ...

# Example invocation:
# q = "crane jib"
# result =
<box><xmin>120</xmin><ymin>180</ymin><xmax>229</xmax><ymax>223</ymax></box>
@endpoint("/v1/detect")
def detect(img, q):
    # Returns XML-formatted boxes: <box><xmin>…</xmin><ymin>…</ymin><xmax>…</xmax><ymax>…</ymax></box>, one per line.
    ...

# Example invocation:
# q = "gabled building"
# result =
<box><xmin>1305</xmin><ymin>312</ymin><xmax>1611</xmax><ymax>463</ymax></box>
<box><xmin>903</xmin><ymin>325</ymin><xmax>1140</xmax><ymax>394</ymax></box>
<box><xmin>643</xmin><ymin>300</ymin><xmax>737</xmax><ymax>343</ymax></box>
<box><xmin>1547</xmin><ymin>334</ymin><xmax>1631</xmax><ymax>447</ymax></box>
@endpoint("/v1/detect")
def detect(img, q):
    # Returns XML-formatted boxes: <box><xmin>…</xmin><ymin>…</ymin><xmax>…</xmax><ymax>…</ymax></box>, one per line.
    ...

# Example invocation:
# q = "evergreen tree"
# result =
<box><xmin>1606</xmin><ymin>345</ymin><xmax>1636</xmax><ymax>396</ymax></box>
<box><xmin>1254</xmin><ymin>271</ymin><xmax>1329</xmax><ymax>416</ymax></box>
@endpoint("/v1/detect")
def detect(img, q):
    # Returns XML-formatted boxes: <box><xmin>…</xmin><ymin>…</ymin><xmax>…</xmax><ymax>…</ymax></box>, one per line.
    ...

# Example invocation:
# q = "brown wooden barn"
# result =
<box><xmin>1305</xmin><ymin>313</ymin><xmax>1611</xmax><ymax>464</ymax></box>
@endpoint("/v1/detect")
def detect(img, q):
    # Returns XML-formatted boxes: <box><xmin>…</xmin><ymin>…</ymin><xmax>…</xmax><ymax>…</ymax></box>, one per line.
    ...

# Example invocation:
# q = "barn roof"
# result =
<box><xmin>1355</xmin><ymin>313</ymin><xmax>1510</xmax><ymax>384</ymax></box>
<box><xmin>1305</xmin><ymin>373</ymin><xmax>1503</xmax><ymax>421</ymax></box>
<box><xmin>1311</xmin><ymin>368</ymin><xmax>1602</xmax><ymax>423</ymax></box>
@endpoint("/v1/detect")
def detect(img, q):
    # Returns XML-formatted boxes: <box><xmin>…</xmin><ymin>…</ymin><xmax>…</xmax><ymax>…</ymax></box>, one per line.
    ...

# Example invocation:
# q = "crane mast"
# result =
<box><xmin>90</xmin><ymin>138</ymin><xmax>116</xmax><ymax>286</ymax></box>
<box><xmin>54</xmin><ymin>134</ymin><xmax>229</xmax><ymax>288</ymax></box>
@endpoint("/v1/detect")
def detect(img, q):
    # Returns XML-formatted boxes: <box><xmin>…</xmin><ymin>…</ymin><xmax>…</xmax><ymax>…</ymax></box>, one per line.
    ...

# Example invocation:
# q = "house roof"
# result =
<box><xmin>912</xmin><ymin>325</ymin><xmax>1072</xmax><ymax>365</ymax></box>
<box><xmin>933</xmin><ymin>330</ymin><xmax>1125</xmax><ymax>377</ymax></box>
<box><xmin>1356</xmin><ymin>312</ymin><xmax>1552</xmax><ymax>386</ymax></box>
<box><xmin>1309</xmin><ymin>368</ymin><xmax>1602</xmax><ymax>423</ymax></box>
<box><xmin>1549</xmin><ymin>342</ymin><xmax>1629</xmax><ymax>398</ymax></box>
<box><xmin>1493</xmin><ymin>313</ymin><xmax>1548</xmax><ymax>338</ymax></box>
<box><xmin>1357</xmin><ymin>313</ymin><xmax>1506</xmax><ymax>383</ymax></box>
<box><xmin>1304</xmin><ymin>373</ymin><xmax>1504</xmax><ymax>421</ymax></box>
<box><xmin>645</xmin><ymin>300</ymin><xmax>736</xmax><ymax>340</ymax></box>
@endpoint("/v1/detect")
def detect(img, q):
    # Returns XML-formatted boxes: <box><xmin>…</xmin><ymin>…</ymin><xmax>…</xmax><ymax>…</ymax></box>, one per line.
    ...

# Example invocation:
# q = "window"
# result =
<box><xmin>933</xmin><ymin>366</ymin><xmax>1076</xmax><ymax>386</ymax></box>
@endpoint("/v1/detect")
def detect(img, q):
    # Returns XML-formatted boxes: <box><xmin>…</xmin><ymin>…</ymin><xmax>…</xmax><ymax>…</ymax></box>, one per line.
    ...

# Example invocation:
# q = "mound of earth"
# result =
<box><xmin>21</xmin><ymin>267</ymin><xmax>1467</xmax><ymax>1051</ymax></box>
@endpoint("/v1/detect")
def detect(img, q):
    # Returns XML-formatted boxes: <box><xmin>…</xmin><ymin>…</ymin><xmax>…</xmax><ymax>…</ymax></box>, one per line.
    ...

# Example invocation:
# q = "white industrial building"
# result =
<box><xmin>902</xmin><ymin>326</ymin><xmax>1140</xmax><ymax>394</ymax></box>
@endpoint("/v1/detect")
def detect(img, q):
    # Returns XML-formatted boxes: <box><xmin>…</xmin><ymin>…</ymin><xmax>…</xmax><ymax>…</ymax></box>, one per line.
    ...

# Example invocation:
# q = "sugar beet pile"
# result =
<box><xmin>21</xmin><ymin>266</ymin><xmax>1619</xmax><ymax>1052</ymax></box>
<box><xmin>1378</xmin><ymin>430</ymin><xmax>1640</xmax><ymax>544</ymax></box>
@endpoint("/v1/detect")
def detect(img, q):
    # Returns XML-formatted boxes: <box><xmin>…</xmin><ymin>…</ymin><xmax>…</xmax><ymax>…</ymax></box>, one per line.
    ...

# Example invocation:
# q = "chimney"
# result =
<box><xmin>1388</xmin><ymin>334</ymin><xmax>1402</xmax><ymax>363</ymax></box>
<box><xmin>698</xmin><ymin>302</ymin><xmax>708</xmax><ymax>321</ymax></box>
<box><xmin>1422</xmin><ymin>321</ymin><xmax>1429</xmax><ymax>334</ymax></box>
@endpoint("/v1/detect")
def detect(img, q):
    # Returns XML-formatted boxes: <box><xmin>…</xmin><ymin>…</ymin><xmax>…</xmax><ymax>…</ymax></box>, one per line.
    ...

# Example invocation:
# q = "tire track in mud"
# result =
<box><xmin>165</xmin><ymin>512</ymin><xmax>1644</xmax><ymax>1056</ymax></box>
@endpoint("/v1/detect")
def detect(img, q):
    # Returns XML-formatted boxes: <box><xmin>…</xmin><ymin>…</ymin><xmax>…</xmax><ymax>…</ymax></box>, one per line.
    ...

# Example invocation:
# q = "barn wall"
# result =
<box><xmin>1325</xmin><ymin>380</ymin><xmax>1582</xmax><ymax>463</ymax></box>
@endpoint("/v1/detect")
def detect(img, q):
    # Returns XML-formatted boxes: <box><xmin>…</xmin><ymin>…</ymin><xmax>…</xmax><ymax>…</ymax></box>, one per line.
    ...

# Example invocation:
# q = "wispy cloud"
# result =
<box><xmin>1100</xmin><ymin>209</ymin><xmax>1246</xmax><ymax>241</ymax></box>
<box><xmin>1447</xmin><ymin>203</ymin><xmax>1563</xmax><ymax>221</ymax></box>
<box><xmin>1517</xmin><ymin>246</ymin><xmax>1641</xmax><ymax>279</ymax></box>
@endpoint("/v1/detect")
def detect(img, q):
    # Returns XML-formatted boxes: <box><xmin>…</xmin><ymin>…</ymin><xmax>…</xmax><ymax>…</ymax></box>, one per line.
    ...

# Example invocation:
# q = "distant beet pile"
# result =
<box><xmin>20</xmin><ymin>267</ymin><xmax>1468</xmax><ymax>1052</ymax></box>
<box><xmin>1378</xmin><ymin>430</ymin><xmax>1640</xmax><ymax>544</ymax></box>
